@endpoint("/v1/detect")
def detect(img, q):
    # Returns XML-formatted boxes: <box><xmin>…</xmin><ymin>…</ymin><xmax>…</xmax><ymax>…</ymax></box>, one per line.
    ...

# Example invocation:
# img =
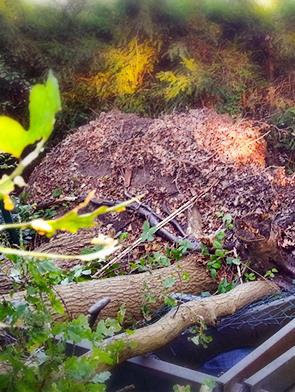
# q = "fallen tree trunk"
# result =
<box><xmin>5</xmin><ymin>255</ymin><xmax>216</xmax><ymax>322</ymax></box>
<box><xmin>91</xmin><ymin>281</ymin><xmax>278</xmax><ymax>371</ymax></box>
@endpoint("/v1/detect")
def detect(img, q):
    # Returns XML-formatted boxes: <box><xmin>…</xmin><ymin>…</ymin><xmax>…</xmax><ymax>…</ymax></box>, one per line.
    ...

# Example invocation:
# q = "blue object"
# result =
<box><xmin>198</xmin><ymin>348</ymin><xmax>253</xmax><ymax>376</ymax></box>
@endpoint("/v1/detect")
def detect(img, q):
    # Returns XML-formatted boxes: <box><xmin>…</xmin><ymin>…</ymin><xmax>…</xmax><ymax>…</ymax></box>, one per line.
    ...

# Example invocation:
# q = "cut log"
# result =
<box><xmin>235</xmin><ymin>213</ymin><xmax>295</xmax><ymax>278</ymax></box>
<box><xmin>90</xmin><ymin>281</ymin><xmax>278</xmax><ymax>371</ymax></box>
<box><xmin>4</xmin><ymin>255</ymin><xmax>216</xmax><ymax>323</ymax></box>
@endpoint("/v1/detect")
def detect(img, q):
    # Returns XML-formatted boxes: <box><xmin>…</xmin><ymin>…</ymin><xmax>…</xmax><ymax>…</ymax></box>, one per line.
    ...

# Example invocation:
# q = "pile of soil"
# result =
<box><xmin>28</xmin><ymin>109</ymin><xmax>294</xmax><ymax>267</ymax></box>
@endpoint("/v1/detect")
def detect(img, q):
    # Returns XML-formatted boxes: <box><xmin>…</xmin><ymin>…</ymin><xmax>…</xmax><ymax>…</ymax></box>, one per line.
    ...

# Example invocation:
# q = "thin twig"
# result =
<box><xmin>92</xmin><ymin>181</ymin><xmax>218</xmax><ymax>278</ymax></box>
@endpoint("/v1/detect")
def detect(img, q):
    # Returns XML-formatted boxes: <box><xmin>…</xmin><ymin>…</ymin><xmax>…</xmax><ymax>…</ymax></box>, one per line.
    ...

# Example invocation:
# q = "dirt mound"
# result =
<box><xmin>28</xmin><ymin>109</ymin><xmax>294</xmax><ymax>238</ymax></box>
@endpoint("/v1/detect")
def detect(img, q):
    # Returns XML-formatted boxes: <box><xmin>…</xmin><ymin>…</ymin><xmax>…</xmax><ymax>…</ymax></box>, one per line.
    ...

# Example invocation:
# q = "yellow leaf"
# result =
<box><xmin>31</xmin><ymin>219</ymin><xmax>53</xmax><ymax>235</ymax></box>
<box><xmin>3</xmin><ymin>194</ymin><xmax>14</xmax><ymax>211</ymax></box>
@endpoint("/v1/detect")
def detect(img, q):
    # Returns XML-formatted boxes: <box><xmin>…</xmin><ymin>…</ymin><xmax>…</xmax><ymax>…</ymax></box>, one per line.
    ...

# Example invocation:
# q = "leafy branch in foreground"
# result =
<box><xmin>0</xmin><ymin>71</ymin><xmax>61</xmax><ymax>211</ymax></box>
<box><xmin>0</xmin><ymin>74</ymin><xmax>131</xmax><ymax>391</ymax></box>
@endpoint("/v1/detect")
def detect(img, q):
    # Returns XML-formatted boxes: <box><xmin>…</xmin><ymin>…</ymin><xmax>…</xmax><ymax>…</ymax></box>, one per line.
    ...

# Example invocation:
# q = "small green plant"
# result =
<box><xmin>173</xmin><ymin>385</ymin><xmax>191</xmax><ymax>392</ymax></box>
<box><xmin>244</xmin><ymin>272</ymin><xmax>257</xmax><ymax>282</ymax></box>
<box><xmin>166</xmin><ymin>239</ymin><xmax>194</xmax><ymax>261</ymax></box>
<box><xmin>189</xmin><ymin>318</ymin><xmax>213</xmax><ymax>348</ymax></box>
<box><xmin>201</xmin><ymin>378</ymin><xmax>217</xmax><ymax>392</ymax></box>
<box><xmin>218</xmin><ymin>277</ymin><xmax>234</xmax><ymax>293</ymax></box>
<box><xmin>141</xmin><ymin>282</ymin><xmax>158</xmax><ymax>320</ymax></box>
<box><xmin>264</xmin><ymin>267</ymin><xmax>278</xmax><ymax>279</ymax></box>
<box><xmin>52</xmin><ymin>187</ymin><xmax>63</xmax><ymax>198</ymax></box>
<box><xmin>140</xmin><ymin>220</ymin><xmax>158</xmax><ymax>242</ymax></box>
<box><xmin>201</xmin><ymin>213</ymin><xmax>238</xmax><ymax>292</ymax></box>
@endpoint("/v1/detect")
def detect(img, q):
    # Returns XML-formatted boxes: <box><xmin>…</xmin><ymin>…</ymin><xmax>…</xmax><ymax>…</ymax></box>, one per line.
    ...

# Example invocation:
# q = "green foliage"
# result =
<box><xmin>173</xmin><ymin>385</ymin><xmax>191</xmax><ymax>392</ymax></box>
<box><xmin>0</xmin><ymin>71</ymin><xmax>60</xmax><ymax>158</ymax></box>
<box><xmin>201</xmin><ymin>213</ymin><xmax>237</xmax><ymax>291</ymax></box>
<box><xmin>0</xmin><ymin>0</ymin><xmax>294</xmax><ymax>135</ymax></box>
<box><xmin>162</xmin><ymin>276</ymin><xmax>177</xmax><ymax>289</ymax></box>
<box><xmin>0</xmin><ymin>253</ymin><xmax>126</xmax><ymax>391</ymax></box>
<box><xmin>189</xmin><ymin>318</ymin><xmax>213</xmax><ymax>349</ymax></box>
<box><xmin>129</xmin><ymin>239</ymin><xmax>192</xmax><ymax>274</ymax></box>
<box><xmin>0</xmin><ymin>76</ymin><xmax>130</xmax><ymax>391</ymax></box>
<box><xmin>264</xmin><ymin>267</ymin><xmax>278</xmax><ymax>279</ymax></box>
<box><xmin>140</xmin><ymin>220</ymin><xmax>158</xmax><ymax>242</ymax></box>
<box><xmin>201</xmin><ymin>378</ymin><xmax>217</xmax><ymax>392</ymax></box>
<box><xmin>0</xmin><ymin>72</ymin><xmax>61</xmax><ymax>212</ymax></box>
<box><xmin>244</xmin><ymin>272</ymin><xmax>257</xmax><ymax>282</ymax></box>
<box><xmin>271</xmin><ymin>107</ymin><xmax>295</xmax><ymax>151</ymax></box>
<box><xmin>166</xmin><ymin>239</ymin><xmax>194</xmax><ymax>260</ymax></box>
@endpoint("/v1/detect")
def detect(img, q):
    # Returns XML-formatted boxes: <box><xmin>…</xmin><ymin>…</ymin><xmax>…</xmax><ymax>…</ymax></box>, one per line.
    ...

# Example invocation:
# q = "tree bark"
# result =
<box><xmin>4</xmin><ymin>255</ymin><xmax>216</xmax><ymax>323</ymax></box>
<box><xmin>91</xmin><ymin>281</ymin><xmax>278</xmax><ymax>371</ymax></box>
<box><xmin>0</xmin><ymin>229</ymin><xmax>99</xmax><ymax>295</ymax></box>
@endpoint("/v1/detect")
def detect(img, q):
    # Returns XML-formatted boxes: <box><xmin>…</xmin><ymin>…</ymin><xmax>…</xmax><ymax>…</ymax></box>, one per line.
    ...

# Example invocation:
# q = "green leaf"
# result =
<box><xmin>213</xmin><ymin>240</ymin><xmax>223</xmax><ymax>249</ymax></box>
<box><xmin>92</xmin><ymin>371</ymin><xmax>111</xmax><ymax>384</ymax></box>
<box><xmin>153</xmin><ymin>252</ymin><xmax>171</xmax><ymax>267</ymax></box>
<box><xmin>0</xmin><ymin>72</ymin><xmax>60</xmax><ymax>158</ymax></box>
<box><xmin>92</xmin><ymin>348</ymin><xmax>114</xmax><ymax>366</ymax></box>
<box><xmin>226</xmin><ymin>257</ymin><xmax>241</xmax><ymax>266</ymax></box>
<box><xmin>0</xmin><ymin>117</ymin><xmax>29</xmax><ymax>158</ymax></box>
<box><xmin>210</xmin><ymin>268</ymin><xmax>217</xmax><ymax>279</ymax></box>
<box><xmin>222</xmin><ymin>213</ymin><xmax>233</xmax><ymax>226</ymax></box>
<box><xmin>218</xmin><ymin>278</ymin><xmax>233</xmax><ymax>293</ymax></box>
<box><xmin>162</xmin><ymin>276</ymin><xmax>177</xmax><ymax>289</ymax></box>
<box><xmin>52</xmin><ymin>188</ymin><xmax>63</xmax><ymax>198</ymax></box>
<box><xmin>141</xmin><ymin>220</ymin><xmax>157</xmax><ymax>242</ymax></box>
<box><xmin>181</xmin><ymin>271</ymin><xmax>190</xmax><ymax>281</ymax></box>
<box><xmin>190</xmin><ymin>335</ymin><xmax>200</xmax><ymax>346</ymax></box>
<box><xmin>212</xmin><ymin>261</ymin><xmax>221</xmax><ymax>269</ymax></box>
<box><xmin>215</xmin><ymin>249</ymin><xmax>226</xmax><ymax>257</ymax></box>
<box><xmin>164</xmin><ymin>296</ymin><xmax>177</xmax><ymax>307</ymax></box>
<box><xmin>29</xmin><ymin>70</ymin><xmax>61</xmax><ymax>142</ymax></box>
<box><xmin>200</xmin><ymin>243</ymin><xmax>209</xmax><ymax>256</ymax></box>
<box><xmin>177</xmin><ymin>239</ymin><xmax>194</xmax><ymax>253</ymax></box>
<box><xmin>49</xmin><ymin>294</ymin><xmax>64</xmax><ymax>314</ymax></box>
<box><xmin>37</xmin><ymin>260</ymin><xmax>61</xmax><ymax>274</ymax></box>
<box><xmin>245</xmin><ymin>272</ymin><xmax>256</xmax><ymax>281</ymax></box>
<box><xmin>215</xmin><ymin>230</ymin><xmax>225</xmax><ymax>242</ymax></box>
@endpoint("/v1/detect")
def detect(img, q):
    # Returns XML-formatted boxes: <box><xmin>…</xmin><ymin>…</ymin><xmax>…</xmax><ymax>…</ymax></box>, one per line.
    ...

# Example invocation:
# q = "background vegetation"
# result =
<box><xmin>0</xmin><ymin>0</ymin><xmax>294</xmax><ymax>161</ymax></box>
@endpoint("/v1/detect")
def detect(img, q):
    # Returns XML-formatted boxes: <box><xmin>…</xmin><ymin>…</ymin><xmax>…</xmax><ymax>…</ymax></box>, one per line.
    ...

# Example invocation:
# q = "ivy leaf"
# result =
<box><xmin>215</xmin><ymin>230</ymin><xmax>225</xmax><ymax>242</ymax></box>
<box><xmin>200</xmin><ymin>243</ymin><xmax>209</xmax><ymax>256</ymax></box>
<box><xmin>92</xmin><ymin>371</ymin><xmax>111</xmax><ymax>384</ymax></box>
<box><xmin>141</xmin><ymin>220</ymin><xmax>157</xmax><ymax>242</ymax></box>
<box><xmin>190</xmin><ymin>336</ymin><xmax>200</xmax><ymax>346</ymax></box>
<box><xmin>92</xmin><ymin>348</ymin><xmax>114</xmax><ymax>366</ymax></box>
<box><xmin>213</xmin><ymin>239</ymin><xmax>223</xmax><ymax>249</ymax></box>
<box><xmin>153</xmin><ymin>252</ymin><xmax>170</xmax><ymax>267</ymax></box>
<box><xmin>37</xmin><ymin>260</ymin><xmax>61</xmax><ymax>273</ymax></box>
<box><xmin>210</xmin><ymin>269</ymin><xmax>217</xmax><ymax>279</ymax></box>
<box><xmin>164</xmin><ymin>296</ymin><xmax>177</xmax><ymax>307</ymax></box>
<box><xmin>215</xmin><ymin>248</ymin><xmax>226</xmax><ymax>257</ymax></box>
<box><xmin>222</xmin><ymin>213</ymin><xmax>233</xmax><ymax>226</ymax></box>
<box><xmin>226</xmin><ymin>257</ymin><xmax>241</xmax><ymax>266</ymax></box>
<box><xmin>162</xmin><ymin>276</ymin><xmax>177</xmax><ymax>289</ymax></box>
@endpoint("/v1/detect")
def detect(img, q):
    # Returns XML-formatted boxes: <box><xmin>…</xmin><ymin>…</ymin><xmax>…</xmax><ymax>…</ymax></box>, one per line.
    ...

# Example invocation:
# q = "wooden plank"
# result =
<box><xmin>128</xmin><ymin>356</ymin><xmax>219</xmax><ymax>388</ymax></box>
<box><xmin>244</xmin><ymin>347</ymin><xmax>295</xmax><ymax>392</ymax></box>
<box><xmin>218</xmin><ymin>319</ymin><xmax>295</xmax><ymax>391</ymax></box>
